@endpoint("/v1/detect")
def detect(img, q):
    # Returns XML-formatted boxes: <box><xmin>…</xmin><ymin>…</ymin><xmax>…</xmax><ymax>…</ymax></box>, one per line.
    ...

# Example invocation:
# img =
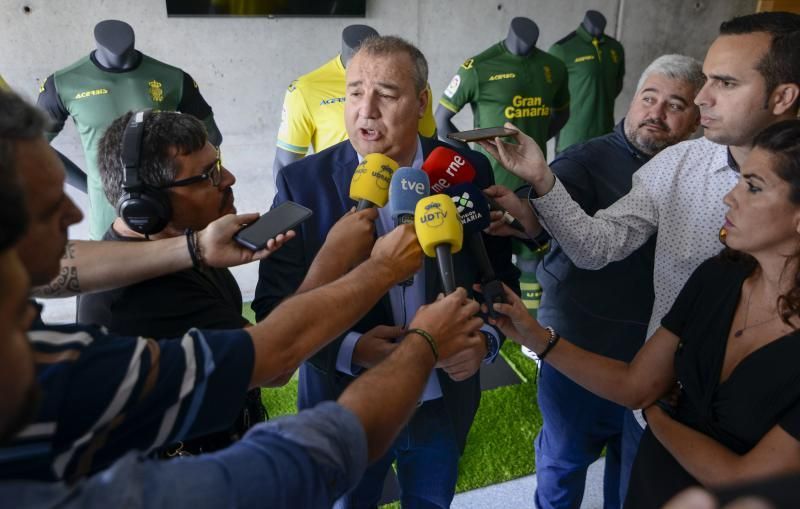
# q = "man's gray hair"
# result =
<box><xmin>636</xmin><ymin>54</ymin><xmax>705</xmax><ymax>95</ymax></box>
<box><xmin>356</xmin><ymin>35</ymin><xmax>428</xmax><ymax>94</ymax></box>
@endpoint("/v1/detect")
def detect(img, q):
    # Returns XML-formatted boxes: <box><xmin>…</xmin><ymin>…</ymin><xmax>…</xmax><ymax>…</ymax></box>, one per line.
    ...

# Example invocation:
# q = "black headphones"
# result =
<box><xmin>116</xmin><ymin>110</ymin><xmax>172</xmax><ymax>235</ymax></box>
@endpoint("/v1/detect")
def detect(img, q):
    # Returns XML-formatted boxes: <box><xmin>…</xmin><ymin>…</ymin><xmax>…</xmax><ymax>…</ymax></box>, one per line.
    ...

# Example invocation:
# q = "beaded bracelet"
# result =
<box><xmin>537</xmin><ymin>326</ymin><xmax>561</xmax><ymax>361</ymax></box>
<box><xmin>408</xmin><ymin>328</ymin><xmax>439</xmax><ymax>362</ymax></box>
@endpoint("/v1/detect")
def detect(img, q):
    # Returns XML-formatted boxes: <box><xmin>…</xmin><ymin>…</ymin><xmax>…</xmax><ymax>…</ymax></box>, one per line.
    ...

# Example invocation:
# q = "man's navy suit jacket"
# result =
<box><xmin>252</xmin><ymin>137</ymin><xmax>520</xmax><ymax>450</ymax></box>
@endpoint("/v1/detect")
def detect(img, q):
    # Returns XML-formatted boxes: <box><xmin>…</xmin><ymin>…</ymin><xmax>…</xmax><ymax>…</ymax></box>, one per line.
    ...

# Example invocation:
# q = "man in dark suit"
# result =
<box><xmin>253</xmin><ymin>35</ymin><xmax>520</xmax><ymax>508</ymax></box>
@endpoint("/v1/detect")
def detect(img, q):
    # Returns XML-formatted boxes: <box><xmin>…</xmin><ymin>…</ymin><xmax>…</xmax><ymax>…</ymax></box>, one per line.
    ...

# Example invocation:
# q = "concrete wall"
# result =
<box><xmin>0</xmin><ymin>0</ymin><xmax>755</xmax><ymax>317</ymax></box>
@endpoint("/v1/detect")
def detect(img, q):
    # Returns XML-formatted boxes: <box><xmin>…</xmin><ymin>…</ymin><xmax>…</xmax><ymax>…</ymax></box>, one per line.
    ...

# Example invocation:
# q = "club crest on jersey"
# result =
<box><xmin>287</xmin><ymin>80</ymin><xmax>297</xmax><ymax>93</ymax></box>
<box><xmin>543</xmin><ymin>66</ymin><xmax>553</xmax><ymax>84</ymax></box>
<box><xmin>419</xmin><ymin>202</ymin><xmax>447</xmax><ymax>227</ymax></box>
<box><xmin>461</xmin><ymin>59</ymin><xmax>474</xmax><ymax>70</ymax></box>
<box><xmin>74</xmin><ymin>88</ymin><xmax>109</xmax><ymax>100</ymax></box>
<box><xmin>444</xmin><ymin>75</ymin><xmax>461</xmax><ymax>99</ymax></box>
<box><xmin>148</xmin><ymin>80</ymin><xmax>164</xmax><ymax>103</ymax></box>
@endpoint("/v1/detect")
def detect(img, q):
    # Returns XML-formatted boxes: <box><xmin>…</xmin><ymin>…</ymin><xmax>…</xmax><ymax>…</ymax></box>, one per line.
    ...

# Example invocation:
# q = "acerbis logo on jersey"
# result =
<box><xmin>488</xmin><ymin>73</ymin><xmax>516</xmax><ymax>81</ymax></box>
<box><xmin>74</xmin><ymin>88</ymin><xmax>109</xmax><ymax>100</ymax></box>
<box><xmin>319</xmin><ymin>97</ymin><xmax>345</xmax><ymax>106</ymax></box>
<box><xmin>444</xmin><ymin>75</ymin><xmax>460</xmax><ymax>99</ymax></box>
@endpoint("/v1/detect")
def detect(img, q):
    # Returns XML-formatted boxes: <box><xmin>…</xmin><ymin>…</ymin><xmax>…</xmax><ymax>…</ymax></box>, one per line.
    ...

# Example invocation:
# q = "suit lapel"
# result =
<box><xmin>331</xmin><ymin>143</ymin><xmax>359</xmax><ymax>212</ymax></box>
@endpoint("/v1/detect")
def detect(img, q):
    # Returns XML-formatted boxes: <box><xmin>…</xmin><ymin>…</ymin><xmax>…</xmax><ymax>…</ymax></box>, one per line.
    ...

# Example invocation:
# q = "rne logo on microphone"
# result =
<box><xmin>419</xmin><ymin>202</ymin><xmax>447</xmax><ymax>227</ymax></box>
<box><xmin>445</xmin><ymin>155</ymin><xmax>466</xmax><ymax>178</ymax></box>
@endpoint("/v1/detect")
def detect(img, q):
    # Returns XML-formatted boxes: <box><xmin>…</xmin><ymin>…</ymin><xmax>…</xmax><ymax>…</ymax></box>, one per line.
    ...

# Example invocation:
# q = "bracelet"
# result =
<box><xmin>408</xmin><ymin>328</ymin><xmax>439</xmax><ymax>362</ymax></box>
<box><xmin>193</xmin><ymin>230</ymin><xmax>205</xmax><ymax>268</ymax></box>
<box><xmin>537</xmin><ymin>326</ymin><xmax>560</xmax><ymax>361</ymax></box>
<box><xmin>185</xmin><ymin>229</ymin><xmax>204</xmax><ymax>269</ymax></box>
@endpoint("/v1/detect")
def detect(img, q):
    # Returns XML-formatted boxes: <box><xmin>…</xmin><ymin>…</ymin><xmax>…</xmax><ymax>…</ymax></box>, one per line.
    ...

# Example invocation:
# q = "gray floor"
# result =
<box><xmin>452</xmin><ymin>458</ymin><xmax>606</xmax><ymax>509</ymax></box>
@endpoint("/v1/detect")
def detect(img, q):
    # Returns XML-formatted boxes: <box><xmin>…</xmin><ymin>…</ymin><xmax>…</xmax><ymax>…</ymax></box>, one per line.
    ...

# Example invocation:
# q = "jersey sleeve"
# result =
<box><xmin>36</xmin><ymin>74</ymin><xmax>69</xmax><ymax>141</ymax></box>
<box><xmin>276</xmin><ymin>80</ymin><xmax>313</xmax><ymax>155</ymax></box>
<box><xmin>438</xmin><ymin>60</ymin><xmax>478</xmax><ymax>113</ymax></box>
<box><xmin>418</xmin><ymin>83</ymin><xmax>437</xmax><ymax>137</ymax></box>
<box><xmin>177</xmin><ymin>72</ymin><xmax>214</xmax><ymax>120</ymax></box>
<box><xmin>552</xmin><ymin>59</ymin><xmax>571</xmax><ymax>111</ymax></box>
<box><xmin>616</xmin><ymin>43</ymin><xmax>626</xmax><ymax>96</ymax></box>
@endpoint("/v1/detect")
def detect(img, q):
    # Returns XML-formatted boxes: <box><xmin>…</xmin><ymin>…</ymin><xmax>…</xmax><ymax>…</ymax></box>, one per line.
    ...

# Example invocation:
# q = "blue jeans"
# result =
<box><xmin>534</xmin><ymin>363</ymin><xmax>642</xmax><ymax>509</ymax></box>
<box><xmin>336</xmin><ymin>398</ymin><xmax>460</xmax><ymax>509</ymax></box>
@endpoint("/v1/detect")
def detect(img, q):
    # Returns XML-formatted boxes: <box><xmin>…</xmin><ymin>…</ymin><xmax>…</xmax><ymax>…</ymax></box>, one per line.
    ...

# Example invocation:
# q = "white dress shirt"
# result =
<box><xmin>530</xmin><ymin>136</ymin><xmax>739</xmax><ymax>338</ymax></box>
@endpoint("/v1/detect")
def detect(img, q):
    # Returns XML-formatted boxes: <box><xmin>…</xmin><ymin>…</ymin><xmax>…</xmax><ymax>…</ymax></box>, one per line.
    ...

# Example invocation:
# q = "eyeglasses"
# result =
<box><xmin>159</xmin><ymin>147</ymin><xmax>223</xmax><ymax>189</ymax></box>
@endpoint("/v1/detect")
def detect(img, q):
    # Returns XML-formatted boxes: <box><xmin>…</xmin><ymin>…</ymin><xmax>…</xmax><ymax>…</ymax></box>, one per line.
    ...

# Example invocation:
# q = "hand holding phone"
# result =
<box><xmin>447</xmin><ymin>126</ymin><xmax>518</xmax><ymax>143</ymax></box>
<box><xmin>234</xmin><ymin>202</ymin><xmax>312</xmax><ymax>251</ymax></box>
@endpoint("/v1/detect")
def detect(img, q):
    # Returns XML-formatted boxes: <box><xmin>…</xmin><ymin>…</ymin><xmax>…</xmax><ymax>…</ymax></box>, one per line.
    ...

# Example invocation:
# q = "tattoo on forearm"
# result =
<box><xmin>63</xmin><ymin>242</ymin><xmax>76</xmax><ymax>259</ymax></box>
<box><xmin>32</xmin><ymin>266</ymin><xmax>80</xmax><ymax>298</ymax></box>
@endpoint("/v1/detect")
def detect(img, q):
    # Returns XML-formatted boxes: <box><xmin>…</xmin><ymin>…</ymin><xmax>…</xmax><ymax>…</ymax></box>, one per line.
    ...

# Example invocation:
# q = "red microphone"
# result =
<box><xmin>421</xmin><ymin>146</ymin><xmax>476</xmax><ymax>194</ymax></box>
<box><xmin>422</xmin><ymin>146</ymin><xmax>525</xmax><ymax>233</ymax></box>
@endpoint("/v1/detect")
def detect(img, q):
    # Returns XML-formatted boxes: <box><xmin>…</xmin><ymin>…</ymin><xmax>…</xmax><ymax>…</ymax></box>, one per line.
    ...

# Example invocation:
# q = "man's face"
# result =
<box><xmin>15</xmin><ymin>138</ymin><xmax>83</xmax><ymax>286</ymax></box>
<box><xmin>624</xmin><ymin>73</ymin><xmax>700</xmax><ymax>155</ymax></box>
<box><xmin>694</xmin><ymin>33</ymin><xmax>775</xmax><ymax>148</ymax></box>
<box><xmin>0</xmin><ymin>250</ymin><xmax>38</xmax><ymax>444</ymax></box>
<box><xmin>345</xmin><ymin>51</ymin><xmax>427</xmax><ymax>166</ymax></box>
<box><xmin>167</xmin><ymin>142</ymin><xmax>237</xmax><ymax>233</ymax></box>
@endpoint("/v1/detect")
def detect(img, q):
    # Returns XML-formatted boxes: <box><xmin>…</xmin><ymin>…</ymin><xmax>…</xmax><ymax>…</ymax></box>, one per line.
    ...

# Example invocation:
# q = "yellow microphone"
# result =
<box><xmin>415</xmin><ymin>194</ymin><xmax>463</xmax><ymax>294</ymax></box>
<box><xmin>350</xmin><ymin>153</ymin><xmax>399</xmax><ymax>211</ymax></box>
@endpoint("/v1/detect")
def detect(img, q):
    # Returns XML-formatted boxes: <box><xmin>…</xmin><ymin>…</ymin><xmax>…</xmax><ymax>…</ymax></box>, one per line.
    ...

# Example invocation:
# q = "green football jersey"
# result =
<box><xmin>38</xmin><ymin>53</ymin><xmax>215</xmax><ymax>239</ymax></box>
<box><xmin>439</xmin><ymin>42</ymin><xmax>569</xmax><ymax>190</ymax></box>
<box><xmin>548</xmin><ymin>25</ymin><xmax>625</xmax><ymax>153</ymax></box>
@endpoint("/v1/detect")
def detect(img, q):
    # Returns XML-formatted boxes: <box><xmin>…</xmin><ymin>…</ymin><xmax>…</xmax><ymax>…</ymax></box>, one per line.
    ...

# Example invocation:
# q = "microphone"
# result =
<box><xmin>445</xmin><ymin>183</ymin><xmax>506</xmax><ymax>317</ymax></box>
<box><xmin>389</xmin><ymin>167</ymin><xmax>430</xmax><ymax>287</ymax></box>
<box><xmin>484</xmin><ymin>195</ymin><xmax>526</xmax><ymax>233</ymax></box>
<box><xmin>350</xmin><ymin>153</ymin><xmax>399</xmax><ymax>211</ymax></box>
<box><xmin>421</xmin><ymin>146</ymin><xmax>475</xmax><ymax>194</ymax></box>
<box><xmin>422</xmin><ymin>146</ymin><xmax>524</xmax><ymax>232</ymax></box>
<box><xmin>414</xmin><ymin>194</ymin><xmax>463</xmax><ymax>295</ymax></box>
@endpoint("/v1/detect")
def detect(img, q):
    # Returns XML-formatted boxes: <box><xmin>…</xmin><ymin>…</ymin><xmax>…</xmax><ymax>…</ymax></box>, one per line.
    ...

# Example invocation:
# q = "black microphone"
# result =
<box><xmin>445</xmin><ymin>183</ymin><xmax>506</xmax><ymax>317</ymax></box>
<box><xmin>484</xmin><ymin>194</ymin><xmax>526</xmax><ymax>233</ymax></box>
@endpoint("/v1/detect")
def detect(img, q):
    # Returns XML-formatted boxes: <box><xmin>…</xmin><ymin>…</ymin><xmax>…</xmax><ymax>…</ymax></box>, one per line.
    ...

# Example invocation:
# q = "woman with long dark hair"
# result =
<box><xmin>486</xmin><ymin>119</ymin><xmax>800</xmax><ymax>508</ymax></box>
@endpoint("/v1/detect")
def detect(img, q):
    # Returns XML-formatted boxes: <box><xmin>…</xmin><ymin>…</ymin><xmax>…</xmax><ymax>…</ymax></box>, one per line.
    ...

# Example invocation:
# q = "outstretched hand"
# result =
<box><xmin>477</xmin><ymin>122</ymin><xmax>556</xmax><ymax>194</ymax></box>
<box><xmin>199</xmin><ymin>213</ymin><xmax>296</xmax><ymax>268</ymax></box>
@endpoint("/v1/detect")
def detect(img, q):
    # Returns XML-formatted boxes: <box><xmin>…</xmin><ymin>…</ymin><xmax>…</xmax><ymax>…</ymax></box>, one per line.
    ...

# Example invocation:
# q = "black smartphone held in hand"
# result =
<box><xmin>234</xmin><ymin>202</ymin><xmax>312</xmax><ymax>251</ymax></box>
<box><xmin>446</xmin><ymin>126</ymin><xmax>517</xmax><ymax>143</ymax></box>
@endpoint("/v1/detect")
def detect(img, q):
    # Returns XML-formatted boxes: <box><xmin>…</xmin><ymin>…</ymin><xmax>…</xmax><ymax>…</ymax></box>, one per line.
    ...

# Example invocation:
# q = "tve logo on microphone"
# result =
<box><xmin>419</xmin><ymin>201</ymin><xmax>447</xmax><ymax>227</ymax></box>
<box><xmin>401</xmin><ymin>178</ymin><xmax>427</xmax><ymax>195</ymax></box>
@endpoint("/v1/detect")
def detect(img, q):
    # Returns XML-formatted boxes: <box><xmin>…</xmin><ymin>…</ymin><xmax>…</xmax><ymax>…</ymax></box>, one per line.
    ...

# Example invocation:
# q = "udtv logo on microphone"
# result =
<box><xmin>419</xmin><ymin>202</ymin><xmax>447</xmax><ymax>227</ymax></box>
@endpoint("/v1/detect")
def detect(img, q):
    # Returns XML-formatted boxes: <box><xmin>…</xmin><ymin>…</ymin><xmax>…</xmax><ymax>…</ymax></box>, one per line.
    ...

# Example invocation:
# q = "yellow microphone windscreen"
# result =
<box><xmin>349</xmin><ymin>153</ymin><xmax>398</xmax><ymax>207</ymax></box>
<box><xmin>414</xmin><ymin>194</ymin><xmax>463</xmax><ymax>257</ymax></box>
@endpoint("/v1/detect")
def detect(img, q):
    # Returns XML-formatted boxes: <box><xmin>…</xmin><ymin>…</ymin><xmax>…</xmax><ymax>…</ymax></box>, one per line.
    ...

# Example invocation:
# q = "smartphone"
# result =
<box><xmin>234</xmin><ymin>201</ymin><xmax>312</xmax><ymax>251</ymax></box>
<box><xmin>447</xmin><ymin>126</ymin><xmax>517</xmax><ymax>143</ymax></box>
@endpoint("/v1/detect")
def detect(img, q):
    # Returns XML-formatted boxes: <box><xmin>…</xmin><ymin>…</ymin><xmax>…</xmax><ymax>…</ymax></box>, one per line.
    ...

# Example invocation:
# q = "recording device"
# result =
<box><xmin>414</xmin><ymin>194</ymin><xmax>463</xmax><ymax>295</ymax></box>
<box><xmin>117</xmin><ymin>109</ymin><xmax>172</xmax><ymax>235</ymax></box>
<box><xmin>445</xmin><ymin>183</ymin><xmax>506</xmax><ymax>317</ymax></box>
<box><xmin>234</xmin><ymin>201</ymin><xmax>312</xmax><ymax>251</ymax></box>
<box><xmin>422</xmin><ymin>146</ymin><xmax>524</xmax><ymax>232</ymax></box>
<box><xmin>389</xmin><ymin>168</ymin><xmax>430</xmax><ymax>287</ymax></box>
<box><xmin>349</xmin><ymin>153</ymin><xmax>398</xmax><ymax>211</ymax></box>
<box><xmin>446</xmin><ymin>126</ymin><xmax>517</xmax><ymax>143</ymax></box>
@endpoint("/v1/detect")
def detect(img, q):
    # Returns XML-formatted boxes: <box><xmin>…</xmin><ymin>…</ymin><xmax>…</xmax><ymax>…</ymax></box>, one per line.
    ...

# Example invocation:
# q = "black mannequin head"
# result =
<box><xmin>582</xmin><ymin>10</ymin><xmax>607</xmax><ymax>37</ymax></box>
<box><xmin>341</xmin><ymin>24</ymin><xmax>379</xmax><ymax>67</ymax></box>
<box><xmin>505</xmin><ymin>17</ymin><xmax>539</xmax><ymax>56</ymax></box>
<box><xmin>93</xmin><ymin>20</ymin><xmax>141</xmax><ymax>71</ymax></box>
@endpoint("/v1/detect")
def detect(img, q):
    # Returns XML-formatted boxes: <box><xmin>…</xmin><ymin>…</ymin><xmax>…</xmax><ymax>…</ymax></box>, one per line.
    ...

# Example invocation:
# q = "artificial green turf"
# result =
<box><xmin>244</xmin><ymin>303</ymin><xmax>544</xmax><ymax>499</ymax></box>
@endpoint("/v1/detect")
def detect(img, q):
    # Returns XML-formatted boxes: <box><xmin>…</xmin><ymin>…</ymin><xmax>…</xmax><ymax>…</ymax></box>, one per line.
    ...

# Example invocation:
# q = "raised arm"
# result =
<box><xmin>32</xmin><ymin>213</ymin><xmax>290</xmax><ymax>298</ymax></box>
